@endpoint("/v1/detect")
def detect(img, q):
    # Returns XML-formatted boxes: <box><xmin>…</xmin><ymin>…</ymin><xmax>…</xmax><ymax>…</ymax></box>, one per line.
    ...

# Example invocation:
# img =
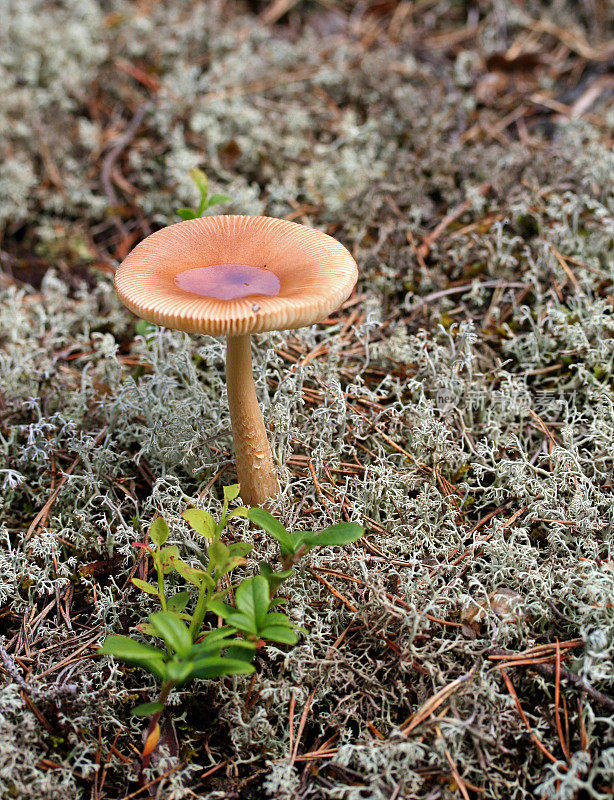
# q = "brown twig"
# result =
<box><xmin>554</xmin><ymin>640</ymin><xmax>571</xmax><ymax>762</ymax></box>
<box><xmin>549</xmin><ymin>244</ymin><xmax>582</xmax><ymax>293</ymax></box>
<box><xmin>489</xmin><ymin>646</ymin><xmax>614</xmax><ymax>712</ymax></box>
<box><xmin>101</xmin><ymin>101</ymin><xmax>154</xmax><ymax>243</ymax></box>
<box><xmin>306</xmin><ymin>567</ymin><xmax>359</xmax><ymax>613</ymax></box>
<box><xmin>500</xmin><ymin>669</ymin><xmax>565</xmax><ymax>768</ymax></box>
<box><xmin>308</xmin><ymin>460</ymin><xmax>334</xmax><ymax>521</ymax></box>
<box><xmin>118</xmin><ymin>763</ymin><xmax>183</xmax><ymax>800</ymax></box>
<box><xmin>260</xmin><ymin>0</ymin><xmax>302</xmax><ymax>24</ymax></box>
<box><xmin>288</xmin><ymin>691</ymin><xmax>296</xmax><ymax>759</ymax></box>
<box><xmin>435</xmin><ymin>723</ymin><xmax>471</xmax><ymax>800</ymax></box>
<box><xmin>290</xmin><ymin>688</ymin><xmax>316</xmax><ymax>766</ymax></box>
<box><xmin>401</xmin><ymin>671</ymin><xmax>475</xmax><ymax>735</ymax></box>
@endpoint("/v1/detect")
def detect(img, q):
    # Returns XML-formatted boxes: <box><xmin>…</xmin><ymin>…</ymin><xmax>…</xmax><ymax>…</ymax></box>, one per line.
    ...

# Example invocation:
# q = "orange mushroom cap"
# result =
<box><xmin>114</xmin><ymin>215</ymin><xmax>358</xmax><ymax>337</ymax></box>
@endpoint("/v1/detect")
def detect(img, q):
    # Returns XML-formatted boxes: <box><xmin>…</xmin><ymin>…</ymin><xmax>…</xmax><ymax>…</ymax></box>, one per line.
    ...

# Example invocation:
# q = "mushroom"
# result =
<box><xmin>114</xmin><ymin>215</ymin><xmax>357</xmax><ymax>506</ymax></box>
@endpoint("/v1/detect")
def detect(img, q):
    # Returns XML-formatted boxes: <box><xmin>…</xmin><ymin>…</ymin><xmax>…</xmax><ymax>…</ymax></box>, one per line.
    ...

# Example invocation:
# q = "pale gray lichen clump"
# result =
<box><xmin>1</xmin><ymin>0</ymin><xmax>613</xmax><ymax>798</ymax></box>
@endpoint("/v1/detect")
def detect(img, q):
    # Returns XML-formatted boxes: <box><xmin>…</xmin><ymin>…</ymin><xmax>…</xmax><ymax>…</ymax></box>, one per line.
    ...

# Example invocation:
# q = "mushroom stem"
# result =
<box><xmin>226</xmin><ymin>334</ymin><xmax>279</xmax><ymax>506</ymax></box>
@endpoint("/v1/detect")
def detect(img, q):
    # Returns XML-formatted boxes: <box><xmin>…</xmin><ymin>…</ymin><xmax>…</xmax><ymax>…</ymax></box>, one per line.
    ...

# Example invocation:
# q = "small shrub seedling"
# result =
<box><xmin>98</xmin><ymin>484</ymin><xmax>363</xmax><ymax>767</ymax></box>
<box><xmin>175</xmin><ymin>168</ymin><xmax>232</xmax><ymax>220</ymax></box>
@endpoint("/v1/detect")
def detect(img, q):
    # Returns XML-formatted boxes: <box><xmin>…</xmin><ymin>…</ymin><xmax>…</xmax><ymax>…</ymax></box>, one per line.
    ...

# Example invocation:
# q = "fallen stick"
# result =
<box><xmin>489</xmin><ymin>648</ymin><xmax>614</xmax><ymax>712</ymax></box>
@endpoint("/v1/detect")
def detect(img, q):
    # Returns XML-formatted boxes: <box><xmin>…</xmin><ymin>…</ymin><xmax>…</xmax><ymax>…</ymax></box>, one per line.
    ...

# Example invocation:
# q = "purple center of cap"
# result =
<box><xmin>174</xmin><ymin>264</ymin><xmax>281</xmax><ymax>301</ymax></box>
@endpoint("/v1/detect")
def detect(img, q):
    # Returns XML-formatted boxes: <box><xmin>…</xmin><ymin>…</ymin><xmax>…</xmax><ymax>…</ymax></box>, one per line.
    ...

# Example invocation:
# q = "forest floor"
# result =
<box><xmin>1</xmin><ymin>1</ymin><xmax>613</xmax><ymax>798</ymax></box>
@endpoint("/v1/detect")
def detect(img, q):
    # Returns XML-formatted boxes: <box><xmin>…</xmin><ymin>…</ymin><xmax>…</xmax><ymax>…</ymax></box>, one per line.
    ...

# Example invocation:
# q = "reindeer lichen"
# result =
<box><xmin>1</xmin><ymin>0</ymin><xmax>612</xmax><ymax>797</ymax></box>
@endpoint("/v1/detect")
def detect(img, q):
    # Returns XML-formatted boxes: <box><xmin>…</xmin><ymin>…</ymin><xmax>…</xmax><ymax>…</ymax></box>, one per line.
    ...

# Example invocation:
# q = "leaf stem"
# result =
<box><xmin>189</xmin><ymin>578</ymin><xmax>211</xmax><ymax>640</ymax></box>
<box><xmin>281</xmin><ymin>545</ymin><xmax>306</xmax><ymax>572</ymax></box>
<box><xmin>155</xmin><ymin>555</ymin><xmax>167</xmax><ymax>611</ymax></box>
<box><xmin>139</xmin><ymin>679</ymin><xmax>174</xmax><ymax>784</ymax></box>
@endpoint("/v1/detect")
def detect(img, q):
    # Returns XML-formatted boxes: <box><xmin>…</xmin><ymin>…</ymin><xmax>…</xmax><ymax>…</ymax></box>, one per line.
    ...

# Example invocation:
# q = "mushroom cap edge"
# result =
<box><xmin>114</xmin><ymin>215</ymin><xmax>358</xmax><ymax>336</ymax></box>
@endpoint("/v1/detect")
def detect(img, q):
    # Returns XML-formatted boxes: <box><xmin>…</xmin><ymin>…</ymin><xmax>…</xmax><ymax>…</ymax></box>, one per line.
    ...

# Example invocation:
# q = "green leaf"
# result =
<box><xmin>135</xmin><ymin>319</ymin><xmax>156</xmax><ymax>336</ymax></box>
<box><xmin>263</xmin><ymin>611</ymin><xmax>294</xmax><ymax>627</ymax></box>
<box><xmin>235</xmin><ymin>575</ymin><xmax>270</xmax><ymax>630</ymax></box>
<box><xmin>223</xmin><ymin>484</ymin><xmax>241</xmax><ymax>502</ymax></box>
<box><xmin>135</xmin><ymin>622</ymin><xmax>156</xmax><ymax>636</ymax></box>
<box><xmin>228</xmin><ymin>506</ymin><xmax>248</xmax><ymax>519</ymax></box>
<box><xmin>148</xmin><ymin>661</ymin><xmax>168</xmax><ymax>680</ymax></box>
<box><xmin>247</xmin><ymin>508</ymin><xmax>295</xmax><ymax>553</ymax></box>
<box><xmin>206</xmin><ymin>194</ymin><xmax>232</xmax><ymax>208</ymax></box>
<box><xmin>176</xmin><ymin>207</ymin><xmax>197</xmax><ymax>221</ymax></box>
<box><xmin>190</xmin><ymin>642</ymin><xmax>223</xmax><ymax>660</ymax></box>
<box><xmin>208</xmin><ymin>541</ymin><xmax>248</xmax><ymax>576</ymax></box>
<box><xmin>191</xmin><ymin>626</ymin><xmax>236</xmax><ymax>655</ymax></box>
<box><xmin>190</xmin><ymin>656</ymin><xmax>254</xmax><ymax>679</ymax></box>
<box><xmin>149</xmin><ymin>612</ymin><xmax>192</xmax><ymax>658</ymax></box>
<box><xmin>208</xmin><ymin>540</ymin><xmax>230</xmax><ymax>567</ymax></box>
<box><xmin>227</xmin><ymin>640</ymin><xmax>257</xmax><ymax>662</ymax></box>
<box><xmin>259</xmin><ymin>626</ymin><xmax>298</xmax><ymax>645</ymax></box>
<box><xmin>260</xmin><ymin>561</ymin><xmax>294</xmax><ymax>594</ymax></box>
<box><xmin>167</xmin><ymin>591</ymin><xmax>190</xmax><ymax>612</ymax></box>
<box><xmin>132</xmin><ymin>701</ymin><xmax>164</xmax><ymax>717</ymax></box>
<box><xmin>300</xmin><ymin>523</ymin><xmax>364</xmax><ymax>549</ymax></box>
<box><xmin>149</xmin><ymin>661</ymin><xmax>168</xmax><ymax>680</ymax></box>
<box><xmin>158</xmin><ymin>545</ymin><xmax>180</xmax><ymax>575</ymax></box>
<box><xmin>166</xmin><ymin>661</ymin><xmax>193</xmax><ymax>685</ymax></box>
<box><xmin>206</xmin><ymin>599</ymin><xmax>234</xmax><ymax>619</ymax></box>
<box><xmin>224</xmin><ymin>611</ymin><xmax>258</xmax><ymax>635</ymax></box>
<box><xmin>149</xmin><ymin>517</ymin><xmax>169</xmax><ymax>547</ymax></box>
<box><xmin>189</xmin><ymin>168</ymin><xmax>208</xmax><ymax>197</ymax></box>
<box><xmin>168</xmin><ymin>557</ymin><xmax>209</xmax><ymax>587</ymax></box>
<box><xmin>132</xmin><ymin>578</ymin><xmax>159</xmax><ymax>596</ymax></box>
<box><xmin>98</xmin><ymin>635</ymin><xmax>165</xmax><ymax>662</ymax></box>
<box><xmin>260</xmin><ymin>562</ymin><xmax>274</xmax><ymax>578</ymax></box>
<box><xmin>97</xmin><ymin>636</ymin><xmax>167</xmax><ymax>678</ymax></box>
<box><xmin>228</xmin><ymin>541</ymin><xmax>252</xmax><ymax>557</ymax></box>
<box><xmin>221</xmin><ymin>558</ymin><xmax>247</xmax><ymax>576</ymax></box>
<box><xmin>182</xmin><ymin>508</ymin><xmax>216</xmax><ymax>539</ymax></box>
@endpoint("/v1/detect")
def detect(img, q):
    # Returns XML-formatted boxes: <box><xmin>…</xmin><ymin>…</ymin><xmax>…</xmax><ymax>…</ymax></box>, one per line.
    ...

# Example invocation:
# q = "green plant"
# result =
<box><xmin>175</xmin><ymin>168</ymin><xmax>232</xmax><ymax>220</ymax></box>
<box><xmin>246</xmin><ymin>507</ymin><xmax>363</xmax><ymax>571</ymax></box>
<box><xmin>98</xmin><ymin>484</ymin><xmax>363</xmax><ymax>767</ymax></box>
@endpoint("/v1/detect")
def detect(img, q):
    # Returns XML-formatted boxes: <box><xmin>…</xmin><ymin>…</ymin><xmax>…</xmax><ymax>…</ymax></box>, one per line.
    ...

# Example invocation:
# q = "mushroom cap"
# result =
<box><xmin>114</xmin><ymin>215</ymin><xmax>358</xmax><ymax>336</ymax></box>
